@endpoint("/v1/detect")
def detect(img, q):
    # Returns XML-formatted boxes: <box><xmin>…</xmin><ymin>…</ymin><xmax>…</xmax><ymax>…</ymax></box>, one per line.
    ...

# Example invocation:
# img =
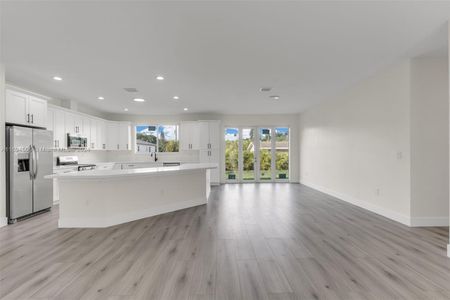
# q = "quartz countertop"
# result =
<box><xmin>46</xmin><ymin>163</ymin><xmax>218</xmax><ymax>180</ymax></box>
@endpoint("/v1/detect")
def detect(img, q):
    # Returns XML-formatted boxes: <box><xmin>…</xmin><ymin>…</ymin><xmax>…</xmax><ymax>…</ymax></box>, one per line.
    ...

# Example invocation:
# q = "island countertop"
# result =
<box><xmin>46</xmin><ymin>163</ymin><xmax>218</xmax><ymax>180</ymax></box>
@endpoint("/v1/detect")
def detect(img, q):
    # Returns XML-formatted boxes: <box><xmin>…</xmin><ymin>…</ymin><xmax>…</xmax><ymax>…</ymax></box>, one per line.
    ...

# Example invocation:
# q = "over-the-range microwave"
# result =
<box><xmin>67</xmin><ymin>134</ymin><xmax>88</xmax><ymax>149</ymax></box>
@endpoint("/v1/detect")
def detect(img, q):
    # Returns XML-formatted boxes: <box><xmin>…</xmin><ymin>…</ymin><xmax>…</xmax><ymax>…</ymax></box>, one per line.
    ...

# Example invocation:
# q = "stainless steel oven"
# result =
<box><xmin>67</xmin><ymin>134</ymin><xmax>87</xmax><ymax>149</ymax></box>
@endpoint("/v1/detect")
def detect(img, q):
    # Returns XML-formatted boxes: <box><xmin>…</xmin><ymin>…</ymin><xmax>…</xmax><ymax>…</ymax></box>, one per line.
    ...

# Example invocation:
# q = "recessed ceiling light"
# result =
<box><xmin>183</xmin><ymin>107</ymin><xmax>188</xmax><ymax>111</ymax></box>
<box><xmin>173</xmin><ymin>96</ymin><xmax>180</xmax><ymax>100</ymax></box>
<box><xmin>156</xmin><ymin>75</ymin><xmax>164</xmax><ymax>80</ymax></box>
<box><xmin>53</xmin><ymin>76</ymin><xmax>62</xmax><ymax>81</ymax></box>
<box><xmin>97</xmin><ymin>96</ymin><xmax>104</xmax><ymax>100</ymax></box>
<box><xmin>133</xmin><ymin>98</ymin><xmax>145</xmax><ymax>102</ymax></box>
<box><xmin>270</xmin><ymin>95</ymin><xmax>280</xmax><ymax>100</ymax></box>
<box><xmin>124</xmin><ymin>108</ymin><xmax>129</xmax><ymax>111</ymax></box>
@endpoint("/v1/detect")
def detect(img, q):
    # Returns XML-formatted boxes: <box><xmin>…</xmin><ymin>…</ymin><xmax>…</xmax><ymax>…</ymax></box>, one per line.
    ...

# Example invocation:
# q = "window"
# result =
<box><xmin>275</xmin><ymin>127</ymin><xmax>289</xmax><ymax>179</ymax></box>
<box><xmin>136</xmin><ymin>125</ymin><xmax>179</xmax><ymax>153</ymax></box>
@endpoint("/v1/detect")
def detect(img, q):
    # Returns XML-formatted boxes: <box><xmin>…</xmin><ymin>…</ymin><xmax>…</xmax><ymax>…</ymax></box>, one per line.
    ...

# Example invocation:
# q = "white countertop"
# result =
<box><xmin>46</xmin><ymin>163</ymin><xmax>218</xmax><ymax>180</ymax></box>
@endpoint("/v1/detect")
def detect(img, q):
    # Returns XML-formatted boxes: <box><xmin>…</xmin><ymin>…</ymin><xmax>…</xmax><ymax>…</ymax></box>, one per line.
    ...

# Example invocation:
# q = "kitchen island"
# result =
<box><xmin>46</xmin><ymin>163</ymin><xmax>218</xmax><ymax>228</ymax></box>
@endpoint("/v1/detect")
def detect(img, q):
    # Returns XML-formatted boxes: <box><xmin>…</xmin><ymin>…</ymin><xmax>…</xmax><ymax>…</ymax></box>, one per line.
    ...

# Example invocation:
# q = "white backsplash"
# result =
<box><xmin>106</xmin><ymin>150</ymin><xmax>199</xmax><ymax>164</ymax></box>
<box><xmin>53</xmin><ymin>150</ymin><xmax>199</xmax><ymax>166</ymax></box>
<box><xmin>53</xmin><ymin>150</ymin><xmax>108</xmax><ymax>166</ymax></box>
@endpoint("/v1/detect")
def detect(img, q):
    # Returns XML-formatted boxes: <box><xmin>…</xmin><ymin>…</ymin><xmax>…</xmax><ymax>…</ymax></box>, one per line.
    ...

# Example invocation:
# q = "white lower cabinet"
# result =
<box><xmin>200</xmin><ymin>149</ymin><xmax>220</xmax><ymax>184</ymax></box>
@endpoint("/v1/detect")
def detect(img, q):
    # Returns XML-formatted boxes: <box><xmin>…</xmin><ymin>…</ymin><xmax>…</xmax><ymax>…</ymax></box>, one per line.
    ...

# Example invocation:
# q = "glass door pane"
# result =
<box><xmin>224</xmin><ymin>128</ymin><xmax>239</xmax><ymax>181</ymax></box>
<box><xmin>275</xmin><ymin>128</ymin><xmax>289</xmax><ymax>180</ymax></box>
<box><xmin>259</xmin><ymin>128</ymin><xmax>272</xmax><ymax>181</ymax></box>
<box><xmin>242</xmin><ymin>128</ymin><xmax>255</xmax><ymax>181</ymax></box>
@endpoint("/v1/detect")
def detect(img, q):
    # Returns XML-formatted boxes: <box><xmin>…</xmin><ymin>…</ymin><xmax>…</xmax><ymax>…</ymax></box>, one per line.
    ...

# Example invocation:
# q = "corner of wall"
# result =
<box><xmin>0</xmin><ymin>64</ymin><xmax>6</xmax><ymax>227</ymax></box>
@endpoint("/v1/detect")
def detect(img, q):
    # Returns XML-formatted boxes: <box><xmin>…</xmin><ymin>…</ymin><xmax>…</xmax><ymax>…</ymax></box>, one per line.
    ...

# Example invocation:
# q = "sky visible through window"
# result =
<box><xmin>136</xmin><ymin>125</ymin><xmax>178</xmax><ymax>140</ymax></box>
<box><xmin>225</xmin><ymin>127</ymin><xmax>288</xmax><ymax>141</ymax></box>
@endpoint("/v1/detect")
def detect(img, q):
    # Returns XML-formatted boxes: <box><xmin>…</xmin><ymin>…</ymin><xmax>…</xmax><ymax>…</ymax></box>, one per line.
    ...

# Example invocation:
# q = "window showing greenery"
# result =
<box><xmin>259</xmin><ymin>128</ymin><xmax>272</xmax><ymax>180</ymax></box>
<box><xmin>224</xmin><ymin>126</ymin><xmax>289</xmax><ymax>182</ymax></box>
<box><xmin>136</xmin><ymin>125</ymin><xmax>179</xmax><ymax>153</ymax></box>
<box><xmin>242</xmin><ymin>128</ymin><xmax>255</xmax><ymax>180</ymax></box>
<box><xmin>275</xmin><ymin>128</ymin><xmax>289</xmax><ymax>179</ymax></box>
<box><xmin>224</xmin><ymin>128</ymin><xmax>239</xmax><ymax>180</ymax></box>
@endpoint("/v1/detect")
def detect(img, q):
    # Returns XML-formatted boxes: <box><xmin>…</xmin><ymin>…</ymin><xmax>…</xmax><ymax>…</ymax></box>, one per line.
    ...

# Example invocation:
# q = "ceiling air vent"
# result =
<box><xmin>260</xmin><ymin>87</ymin><xmax>272</xmax><ymax>92</ymax></box>
<box><xmin>124</xmin><ymin>88</ymin><xmax>138</xmax><ymax>93</ymax></box>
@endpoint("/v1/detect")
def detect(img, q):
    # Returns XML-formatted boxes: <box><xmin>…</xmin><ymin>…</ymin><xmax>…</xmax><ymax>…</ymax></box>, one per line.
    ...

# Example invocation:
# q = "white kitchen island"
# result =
<box><xmin>46</xmin><ymin>163</ymin><xmax>218</xmax><ymax>228</ymax></box>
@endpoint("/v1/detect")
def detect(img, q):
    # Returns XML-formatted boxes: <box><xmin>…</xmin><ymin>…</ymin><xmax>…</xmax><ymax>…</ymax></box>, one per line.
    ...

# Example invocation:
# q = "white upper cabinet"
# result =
<box><xmin>47</xmin><ymin>106</ymin><xmax>66</xmax><ymax>149</ymax></box>
<box><xmin>180</xmin><ymin>121</ymin><xmax>199</xmax><ymax>151</ymax></box>
<box><xmin>198</xmin><ymin>120</ymin><xmax>220</xmax><ymax>149</ymax></box>
<box><xmin>106</xmin><ymin>121</ymin><xmax>119</xmax><ymax>150</ymax></box>
<box><xmin>89</xmin><ymin>118</ymin><xmax>97</xmax><ymax>149</ymax></box>
<box><xmin>64</xmin><ymin>112</ymin><xmax>85</xmax><ymax>137</ymax></box>
<box><xmin>27</xmin><ymin>96</ymin><xmax>47</xmax><ymax>127</ymax></box>
<box><xmin>82</xmin><ymin>117</ymin><xmax>91</xmax><ymax>146</ymax></box>
<box><xmin>6</xmin><ymin>89</ymin><xmax>47</xmax><ymax>128</ymax></box>
<box><xmin>96</xmin><ymin>120</ymin><xmax>107</xmax><ymax>150</ymax></box>
<box><xmin>64</xmin><ymin>112</ymin><xmax>76</xmax><ymax>136</ymax></box>
<box><xmin>106</xmin><ymin>121</ymin><xmax>131</xmax><ymax>151</ymax></box>
<box><xmin>118</xmin><ymin>122</ymin><xmax>131</xmax><ymax>151</ymax></box>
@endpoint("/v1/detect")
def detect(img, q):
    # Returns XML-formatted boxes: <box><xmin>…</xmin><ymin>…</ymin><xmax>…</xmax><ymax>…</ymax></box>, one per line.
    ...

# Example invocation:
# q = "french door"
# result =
<box><xmin>224</xmin><ymin>126</ymin><xmax>289</xmax><ymax>182</ymax></box>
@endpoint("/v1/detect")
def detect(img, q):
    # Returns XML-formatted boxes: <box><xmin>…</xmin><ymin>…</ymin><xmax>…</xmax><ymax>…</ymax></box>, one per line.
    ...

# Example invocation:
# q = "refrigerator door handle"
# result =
<box><xmin>32</xmin><ymin>145</ymin><xmax>38</xmax><ymax>179</ymax></box>
<box><xmin>29</xmin><ymin>146</ymin><xmax>34</xmax><ymax>180</ymax></box>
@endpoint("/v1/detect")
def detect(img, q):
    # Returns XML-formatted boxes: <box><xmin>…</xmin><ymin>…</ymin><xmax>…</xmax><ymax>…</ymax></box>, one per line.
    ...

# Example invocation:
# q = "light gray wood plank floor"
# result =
<box><xmin>0</xmin><ymin>183</ymin><xmax>449</xmax><ymax>299</ymax></box>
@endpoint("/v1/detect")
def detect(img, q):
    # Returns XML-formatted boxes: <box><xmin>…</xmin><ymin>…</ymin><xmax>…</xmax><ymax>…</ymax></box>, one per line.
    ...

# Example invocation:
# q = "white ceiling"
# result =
<box><xmin>1</xmin><ymin>1</ymin><xmax>449</xmax><ymax>115</ymax></box>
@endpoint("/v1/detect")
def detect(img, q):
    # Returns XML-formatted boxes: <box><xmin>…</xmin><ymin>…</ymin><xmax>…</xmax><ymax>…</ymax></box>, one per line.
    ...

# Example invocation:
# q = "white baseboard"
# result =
<box><xmin>59</xmin><ymin>198</ymin><xmax>207</xmax><ymax>228</ymax></box>
<box><xmin>0</xmin><ymin>217</ymin><xmax>7</xmax><ymax>228</ymax></box>
<box><xmin>300</xmin><ymin>180</ymin><xmax>411</xmax><ymax>226</ymax></box>
<box><xmin>410</xmin><ymin>217</ymin><xmax>449</xmax><ymax>227</ymax></box>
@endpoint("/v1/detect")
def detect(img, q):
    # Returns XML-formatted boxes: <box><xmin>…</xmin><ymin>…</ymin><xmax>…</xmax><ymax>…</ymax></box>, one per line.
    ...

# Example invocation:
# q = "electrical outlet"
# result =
<box><xmin>396</xmin><ymin>152</ymin><xmax>403</xmax><ymax>160</ymax></box>
<box><xmin>375</xmin><ymin>188</ymin><xmax>380</xmax><ymax>196</ymax></box>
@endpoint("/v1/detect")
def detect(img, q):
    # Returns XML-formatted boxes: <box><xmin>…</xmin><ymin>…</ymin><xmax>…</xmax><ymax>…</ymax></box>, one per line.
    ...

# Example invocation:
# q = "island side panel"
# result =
<box><xmin>58</xmin><ymin>169</ymin><xmax>208</xmax><ymax>228</ymax></box>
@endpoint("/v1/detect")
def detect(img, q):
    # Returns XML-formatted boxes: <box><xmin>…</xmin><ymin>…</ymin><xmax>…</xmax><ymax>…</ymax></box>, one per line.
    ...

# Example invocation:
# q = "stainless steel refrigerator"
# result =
<box><xmin>6</xmin><ymin>126</ymin><xmax>53</xmax><ymax>222</ymax></box>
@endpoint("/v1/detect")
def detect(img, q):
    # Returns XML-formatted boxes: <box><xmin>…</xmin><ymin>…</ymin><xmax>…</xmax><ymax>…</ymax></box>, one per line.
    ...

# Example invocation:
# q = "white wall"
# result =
<box><xmin>299</xmin><ymin>58</ymin><xmax>450</xmax><ymax>227</ymax></box>
<box><xmin>410</xmin><ymin>57</ymin><xmax>449</xmax><ymax>225</ymax></box>
<box><xmin>299</xmin><ymin>61</ymin><xmax>412</xmax><ymax>224</ymax></box>
<box><xmin>0</xmin><ymin>64</ymin><xmax>6</xmax><ymax>227</ymax></box>
<box><xmin>447</xmin><ymin>21</ymin><xmax>450</xmax><ymax>258</ymax></box>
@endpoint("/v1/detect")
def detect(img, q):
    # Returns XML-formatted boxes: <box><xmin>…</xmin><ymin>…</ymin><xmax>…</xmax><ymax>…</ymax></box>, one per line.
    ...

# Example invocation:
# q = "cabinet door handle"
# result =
<box><xmin>117</xmin><ymin>144</ymin><xmax>119</xmax><ymax>150</ymax></box>
<box><xmin>126</xmin><ymin>144</ymin><xmax>128</xmax><ymax>150</ymax></box>
<box><xmin>27</xmin><ymin>114</ymin><xmax>30</xmax><ymax>123</ymax></box>
<box><xmin>31</xmin><ymin>114</ymin><xmax>34</xmax><ymax>124</ymax></box>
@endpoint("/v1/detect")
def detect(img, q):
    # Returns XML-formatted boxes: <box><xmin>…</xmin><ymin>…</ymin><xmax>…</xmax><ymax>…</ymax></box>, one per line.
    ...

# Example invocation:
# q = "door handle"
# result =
<box><xmin>31</xmin><ymin>114</ymin><xmax>34</xmax><ymax>124</ymax></box>
<box><xmin>27</xmin><ymin>114</ymin><xmax>30</xmax><ymax>123</ymax></box>
<box><xmin>28</xmin><ymin>146</ymin><xmax>34</xmax><ymax>179</ymax></box>
<box><xmin>33</xmin><ymin>145</ymin><xmax>38</xmax><ymax>179</ymax></box>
